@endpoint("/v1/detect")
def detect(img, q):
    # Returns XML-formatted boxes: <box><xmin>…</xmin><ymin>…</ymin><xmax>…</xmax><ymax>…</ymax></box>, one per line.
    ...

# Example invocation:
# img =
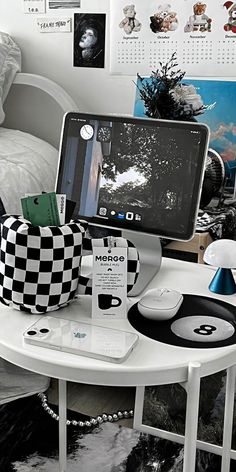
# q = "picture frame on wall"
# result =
<box><xmin>73</xmin><ymin>13</ymin><xmax>106</xmax><ymax>69</ymax></box>
<box><xmin>48</xmin><ymin>0</ymin><xmax>81</xmax><ymax>9</ymax></box>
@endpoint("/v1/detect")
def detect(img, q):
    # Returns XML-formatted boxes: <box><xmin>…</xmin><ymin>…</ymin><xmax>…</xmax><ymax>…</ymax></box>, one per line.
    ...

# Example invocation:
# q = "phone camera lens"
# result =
<box><xmin>39</xmin><ymin>328</ymin><xmax>49</xmax><ymax>334</ymax></box>
<box><xmin>27</xmin><ymin>330</ymin><xmax>37</xmax><ymax>336</ymax></box>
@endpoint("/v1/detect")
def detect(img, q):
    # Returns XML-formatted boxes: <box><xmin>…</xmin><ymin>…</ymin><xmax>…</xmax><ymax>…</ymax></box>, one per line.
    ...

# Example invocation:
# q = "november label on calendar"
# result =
<box><xmin>110</xmin><ymin>0</ymin><xmax>236</xmax><ymax>76</ymax></box>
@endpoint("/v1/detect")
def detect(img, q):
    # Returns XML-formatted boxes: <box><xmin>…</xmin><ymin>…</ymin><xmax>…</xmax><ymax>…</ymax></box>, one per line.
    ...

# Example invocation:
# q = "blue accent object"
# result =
<box><xmin>224</xmin><ymin>160</ymin><xmax>236</xmax><ymax>192</ymax></box>
<box><xmin>117</xmin><ymin>212</ymin><xmax>125</xmax><ymax>219</ymax></box>
<box><xmin>209</xmin><ymin>268</ymin><xmax>236</xmax><ymax>295</ymax></box>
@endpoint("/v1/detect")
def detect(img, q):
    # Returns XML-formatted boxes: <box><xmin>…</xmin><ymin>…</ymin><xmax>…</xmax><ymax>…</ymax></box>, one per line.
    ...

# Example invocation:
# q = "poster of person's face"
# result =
<box><xmin>74</xmin><ymin>13</ymin><xmax>106</xmax><ymax>69</ymax></box>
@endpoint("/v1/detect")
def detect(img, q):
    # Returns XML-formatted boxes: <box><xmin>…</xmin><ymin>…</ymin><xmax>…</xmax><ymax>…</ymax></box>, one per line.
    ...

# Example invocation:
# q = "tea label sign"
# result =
<box><xmin>22</xmin><ymin>0</ymin><xmax>46</xmax><ymax>14</ymax></box>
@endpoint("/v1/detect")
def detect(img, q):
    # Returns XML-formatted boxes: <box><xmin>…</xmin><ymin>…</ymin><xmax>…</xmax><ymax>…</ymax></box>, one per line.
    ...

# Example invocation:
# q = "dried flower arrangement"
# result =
<box><xmin>137</xmin><ymin>52</ymin><xmax>208</xmax><ymax>121</ymax></box>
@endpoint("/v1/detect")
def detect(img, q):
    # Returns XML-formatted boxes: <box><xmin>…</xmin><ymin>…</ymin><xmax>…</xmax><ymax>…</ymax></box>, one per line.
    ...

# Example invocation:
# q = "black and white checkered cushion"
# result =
<box><xmin>0</xmin><ymin>217</ymin><xmax>140</xmax><ymax>313</ymax></box>
<box><xmin>0</xmin><ymin>216</ymin><xmax>86</xmax><ymax>314</ymax></box>
<box><xmin>77</xmin><ymin>236</ymin><xmax>140</xmax><ymax>295</ymax></box>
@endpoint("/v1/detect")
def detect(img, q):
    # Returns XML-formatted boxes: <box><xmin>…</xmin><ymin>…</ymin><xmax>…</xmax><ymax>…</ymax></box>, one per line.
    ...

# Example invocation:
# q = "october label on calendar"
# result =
<box><xmin>110</xmin><ymin>0</ymin><xmax>236</xmax><ymax>76</ymax></box>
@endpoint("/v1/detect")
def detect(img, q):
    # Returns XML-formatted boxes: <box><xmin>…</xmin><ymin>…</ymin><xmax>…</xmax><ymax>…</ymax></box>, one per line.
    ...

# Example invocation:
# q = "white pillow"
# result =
<box><xmin>0</xmin><ymin>128</ymin><xmax>59</xmax><ymax>214</ymax></box>
<box><xmin>0</xmin><ymin>32</ymin><xmax>21</xmax><ymax>124</ymax></box>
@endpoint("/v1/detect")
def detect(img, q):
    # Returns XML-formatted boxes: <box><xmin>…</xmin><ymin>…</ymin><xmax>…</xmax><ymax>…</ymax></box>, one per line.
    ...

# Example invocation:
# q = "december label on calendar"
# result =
<box><xmin>110</xmin><ymin>0</ymin><xmax>236</xmax><ymax>76</ymax></box>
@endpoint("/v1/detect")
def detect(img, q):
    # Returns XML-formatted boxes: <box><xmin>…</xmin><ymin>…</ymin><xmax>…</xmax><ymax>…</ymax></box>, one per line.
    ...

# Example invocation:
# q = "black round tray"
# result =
<box><xmin>128</xmin><ymin>294</ymin><xmax>236</xmax><ymax>349</ymax></box>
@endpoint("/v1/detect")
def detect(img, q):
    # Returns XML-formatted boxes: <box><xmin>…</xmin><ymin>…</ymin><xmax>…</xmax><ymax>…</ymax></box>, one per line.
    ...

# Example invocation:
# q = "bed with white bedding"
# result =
<box><xmin>0</xmin><ymin>128</ymin><xmax>58</xmax><ymax>214</ymax></box>
<box><xmin>0</xmin><ymin>31</ymin><xmax>78</xmax><ymax>403</ymax></box>
<box><xmin>0</xmin><ymin>31</ymin><xmax>77</xmax><ymax>214</ymax></box>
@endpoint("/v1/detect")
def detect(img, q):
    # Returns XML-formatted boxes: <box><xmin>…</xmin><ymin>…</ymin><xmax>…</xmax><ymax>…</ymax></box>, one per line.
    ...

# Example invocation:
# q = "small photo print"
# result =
<box><xmin>48</xmin><ymin>0</ymin><xmax>81</xmax><ymax>9</ymax></box>
<box><xmin>74</xmin><ymin>13</ymin><xmax>106</xmax><ymax>69</ymax></box>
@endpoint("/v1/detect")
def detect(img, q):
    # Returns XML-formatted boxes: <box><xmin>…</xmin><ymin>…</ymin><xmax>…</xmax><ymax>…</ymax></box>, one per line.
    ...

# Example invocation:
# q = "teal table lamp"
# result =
<box><xmin>203</xmin><ymin>239</ymin><xmax>236</xmax><ymax>295</ymax></box>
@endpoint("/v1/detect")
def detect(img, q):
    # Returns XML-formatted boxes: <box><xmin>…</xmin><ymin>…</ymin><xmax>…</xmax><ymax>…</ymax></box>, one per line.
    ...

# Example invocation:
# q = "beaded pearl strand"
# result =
<box><xmin>38</xmin><ymin>392</ymin><xmax>134</xmax><ymax>428</ymax></box>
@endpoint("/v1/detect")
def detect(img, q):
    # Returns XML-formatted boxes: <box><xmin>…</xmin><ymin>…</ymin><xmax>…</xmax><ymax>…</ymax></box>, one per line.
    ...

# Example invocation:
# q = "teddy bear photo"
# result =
<box><xmin>223</xmin><ymin>1</ymin><xmax>236</xmax><ymax>33</ymax></box>
<box><xmin>184</xmin><ymin>2</ymin><xmax>212</xmax><ymax>33</ymax></box>
<box><xmin>150</xmin><ymin>4</ymin><xmax>178</xmax><ymax>33</ymax></box>
<box><xmin>119</xmin><ymin>4</ymin><xmax>142</xmax><ymax>35</ymax></box>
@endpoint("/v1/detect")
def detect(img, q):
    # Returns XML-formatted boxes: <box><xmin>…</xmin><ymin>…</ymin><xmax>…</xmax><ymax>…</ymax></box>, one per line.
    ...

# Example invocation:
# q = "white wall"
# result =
<box><xmin>0</xmin><ymin>0</ymin><xmax>136</xmax><ymax>115</ymax></box>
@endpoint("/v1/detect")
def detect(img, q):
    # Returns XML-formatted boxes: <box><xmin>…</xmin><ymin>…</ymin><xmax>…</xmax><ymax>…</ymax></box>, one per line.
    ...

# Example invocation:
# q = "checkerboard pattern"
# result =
<box><xmin>0</xmin><ymin>216</ymin><xmax>140</xmax><ymax>313</ymax></box>
<box><xmin>0</xmin><ymin>216</ymin><xmax>86</xmax><ymax>314</ymax></box>
<box><xmin>77</xmin><ymin>236</ymin><xmax>140</xmax><ymax>295</ymax></box>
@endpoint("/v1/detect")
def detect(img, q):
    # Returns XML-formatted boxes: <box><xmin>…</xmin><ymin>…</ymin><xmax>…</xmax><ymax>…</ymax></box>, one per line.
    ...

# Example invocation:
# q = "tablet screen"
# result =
<box><xmin>56</xmin><ymin>112</ymin><xmax>209</xmax><ymax>240</ymax></box>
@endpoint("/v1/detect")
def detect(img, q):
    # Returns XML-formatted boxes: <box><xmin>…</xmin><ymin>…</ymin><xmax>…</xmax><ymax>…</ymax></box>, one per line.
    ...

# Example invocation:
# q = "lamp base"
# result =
<box><xmin>209</xmin><ymin>268</ymin><xmax>236</xmax><ymax>295</ymax></box>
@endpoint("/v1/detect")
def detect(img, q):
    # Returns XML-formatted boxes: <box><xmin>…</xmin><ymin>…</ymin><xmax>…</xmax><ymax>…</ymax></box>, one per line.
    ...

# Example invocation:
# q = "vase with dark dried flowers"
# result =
<box><xmin>137</xmin><ymin>52</ymin><xmax>208</xmax><ymax>122</ymax></box>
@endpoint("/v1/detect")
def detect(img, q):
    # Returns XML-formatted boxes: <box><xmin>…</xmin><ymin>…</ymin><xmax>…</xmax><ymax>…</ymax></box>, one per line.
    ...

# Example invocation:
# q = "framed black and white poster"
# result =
<box><xmin>74</xmin><ymin>13</ymin><xmax>106</xmax><ymax>69</ymax></box>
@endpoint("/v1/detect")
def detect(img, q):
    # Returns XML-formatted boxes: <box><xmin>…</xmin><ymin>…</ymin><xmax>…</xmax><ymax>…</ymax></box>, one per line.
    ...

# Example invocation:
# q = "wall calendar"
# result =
<box><xmin>110</xmin><ymin>0</ymin><xmax>236</xmax><ymax>76</ymax></box>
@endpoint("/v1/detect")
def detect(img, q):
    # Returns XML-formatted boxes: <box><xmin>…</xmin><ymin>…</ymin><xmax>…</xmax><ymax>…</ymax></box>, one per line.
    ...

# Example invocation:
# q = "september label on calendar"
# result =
<box><xmin>110</xmin><ymin>0</ymin><xmax>236</xmax><ymax>76</ymax></box>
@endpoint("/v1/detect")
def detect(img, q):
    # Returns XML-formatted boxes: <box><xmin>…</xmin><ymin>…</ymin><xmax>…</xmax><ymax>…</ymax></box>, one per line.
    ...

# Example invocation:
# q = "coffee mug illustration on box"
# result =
<box><xmin>98</xmin><ymin>294</ymin><xmax>122</xmax><ymax>310</ymax></box>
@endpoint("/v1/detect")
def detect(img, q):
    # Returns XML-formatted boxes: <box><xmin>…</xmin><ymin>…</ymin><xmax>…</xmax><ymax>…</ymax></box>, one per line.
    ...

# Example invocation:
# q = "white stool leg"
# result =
<box><xmin>221</xmin><ymin>365</ymin><xmax>236</xmax><ymax>472</ymax></box>
<box><xmin>183</xmin><ymin>362</ymin><xmax>201</xmax><ymax>472</ymax></box>
<box><xmin>59</xmin><ymin>379</ymin><xmax>67</xmax><ymax>472</ymax></box>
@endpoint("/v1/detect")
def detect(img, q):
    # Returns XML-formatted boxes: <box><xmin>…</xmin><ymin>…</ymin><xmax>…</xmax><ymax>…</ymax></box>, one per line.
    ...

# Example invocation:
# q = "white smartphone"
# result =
<box><xmin>23</xmin><ymin>316</ymin><xmax>139</xmax><ymax>363</ymax></box>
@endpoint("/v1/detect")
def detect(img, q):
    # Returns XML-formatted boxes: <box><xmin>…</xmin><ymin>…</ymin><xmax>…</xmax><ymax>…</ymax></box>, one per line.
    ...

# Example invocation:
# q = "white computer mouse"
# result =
<box><xmin>138</xmin><ymin>288</ymin><xmax>183</xmax><ymax>321</ymax></box>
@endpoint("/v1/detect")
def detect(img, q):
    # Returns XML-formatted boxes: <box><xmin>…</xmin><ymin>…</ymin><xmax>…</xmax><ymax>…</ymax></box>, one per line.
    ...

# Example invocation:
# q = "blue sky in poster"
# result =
<box><xmin>134</xmin><ymin>79</ymin><xmax>236</xmax><ymax>164</ymax></box>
